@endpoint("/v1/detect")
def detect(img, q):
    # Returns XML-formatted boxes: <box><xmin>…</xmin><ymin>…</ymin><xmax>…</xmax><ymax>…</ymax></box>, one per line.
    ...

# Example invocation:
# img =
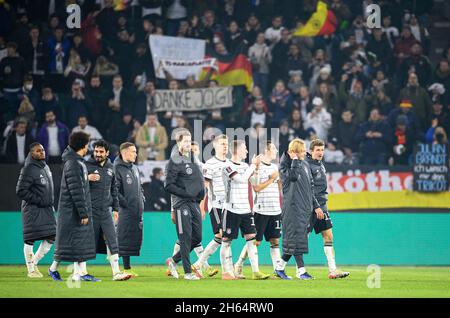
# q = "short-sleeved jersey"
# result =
<box><xmin>252</xmin><ymin>162</ymin><xmax>282</xmax><ymax>216</ymax></box>
<box><xmin>223</xmin><ymin>161</ymin><xmax>252</xmax><ymax>215</ymax></box>
<box><xmin>203</xmin><ymin>156</ymin><xmax>229</xmax><ymax>210</ymax></box>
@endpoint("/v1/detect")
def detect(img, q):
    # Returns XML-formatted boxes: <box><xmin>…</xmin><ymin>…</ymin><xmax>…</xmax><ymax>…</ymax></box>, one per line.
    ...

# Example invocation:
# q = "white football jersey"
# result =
<box><xmin>223</xmin><ymin>161</ymin><xmax>254</xmax><ymax>215</ymax></box>
<box><xmin>252</xmin><ymin>162</ymin><xmax>282</xmax><ymax>216</ymax></box>
<box><xmin>203</xmin><ymin>156</ymin><xmax>229</xmax><ymax>210</ymax></box>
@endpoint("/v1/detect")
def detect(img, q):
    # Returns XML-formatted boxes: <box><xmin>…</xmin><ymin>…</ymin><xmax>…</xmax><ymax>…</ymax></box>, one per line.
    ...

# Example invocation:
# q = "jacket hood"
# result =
<box><xmin>114</xmin><ymin>155</ymin><xmax>132</xmax><ymax>168</ymax></box>
<box><xmin>280</xmin><ymin>151</ymin><xmax>292</xmax><ymax>166</ymax></box>
<box><xmin>62</xmin><ymin>146</ymin><xmax>82</xmax><ymax>163</ymax></box>
<box><xmin>25</xmin><ymin>153</ymin><xmax>46</xmax><ymax>168</ymax></box>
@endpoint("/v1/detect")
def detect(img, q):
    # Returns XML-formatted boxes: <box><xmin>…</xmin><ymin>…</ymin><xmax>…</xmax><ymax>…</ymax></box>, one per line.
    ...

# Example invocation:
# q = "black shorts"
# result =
<box><xmin>309</xmin><ymin>205</ymin><xmax>333</xmax><ymax>235</ymax></box>
<box><xmin>209</xmin><ymin>207</ymin><xmax>223</xmax><ymax>235</ymax></box>
<box><xmin>254</xmin><ymin>213</ymin><xmax>282</xmax><ymax>242</ymax></box>
<box><xmin>222</xmin><ymin>210</ymin><xmax>256</xmax><ymax>240</ymax></box>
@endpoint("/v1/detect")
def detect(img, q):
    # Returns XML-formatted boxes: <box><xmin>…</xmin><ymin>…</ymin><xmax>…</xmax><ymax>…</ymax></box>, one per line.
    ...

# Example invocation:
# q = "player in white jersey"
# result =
<box><xmin>234</xmin><ymin>141</ymin><xmax>282</xmax><ymax>278</ymax></box>
<box><xmin>220</xmin><ymin>140</ymin><xmax>270</xmax><ymax>280</ymax></box>
<box><xmin>191</xmin><ymin>135</ymin><xmax>229</xmax><ymax>278</ymax></box>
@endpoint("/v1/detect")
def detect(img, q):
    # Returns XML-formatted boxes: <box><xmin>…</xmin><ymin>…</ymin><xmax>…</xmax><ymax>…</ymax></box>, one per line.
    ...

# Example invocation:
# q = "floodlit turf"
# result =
<box><xmin>0</xmin><ymin>265</ymin><xmax>449</xmax><ymax>298</ymax></box>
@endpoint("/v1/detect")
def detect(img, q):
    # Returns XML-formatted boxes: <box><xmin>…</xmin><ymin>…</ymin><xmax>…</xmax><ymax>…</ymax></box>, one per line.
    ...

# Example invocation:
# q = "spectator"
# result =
<box><xmin>304</xmin><ymin>97</ymin><xmax>332</xmax><ymax>141</ymax></box>
<box><xmin>284</xmin><ymin>43</ymin><xmax>306</xmax><ymax>83</ymax></box>
<box><xmin>86</xmin><ymin>74</ymin><xmax>108</xmax><ymax>136</ymax></box>
<box><xmin>316</xmin><ymin>82</ymin><xmax>340</xmax><ymax>127</ymax></box>
<box><xmin>355</xmin><ymin>108</ymin><xmax>392</xmax><ymax>165</ymax></box>
<box><xmin>399</xmin><ymin>42</ymin><xmax>432</xmax><ymax>87</ymax></box>
<box><xmin>243</xmin><ymin>13</ymin><xmax>262</xmax><ymax>46</ymax></box>
<box><xmin>425</xmin><ymin>122</ymin><xmax>448</xmax><ymax>145</ymax></box>
<box><xmin>108</xmin><ymin>112</ymin><xmax>134</xmax><ymax>147</ymax></box>
<box><xmin>164</xmin><ymin>0</ymin><xmax>190</xmax><ymax>36</ymax></box>
<box><xmin>270</xmin><ymin>28</ymin><xmax>291</xmax><ymax>87</ymax></box>
<box><xmin>365</xmin><ymin>28</ymin><xmax>392</xmax><ymax>75</ymax></box>
<box><xmin>95</xmin><ymin>0</ymin><xmax>118</xmax><ymax>43</ymax></box>
<box><xmin>134</xmin><ymin>80</ymin><xmax>157</xmax><ymax>125</ymax></box>
<box><xmin>224</xmin><ymin>20</ymin><xmax>244</xmax><ymax>52</ymax></box>
<box><xmin>65</xmin><ymin>81</ymin><xmax>90</xmax><ymax>130</ymax></box>
<box><xmin>288</xmin><ymin>108</ymin><xmax>307</xmax><ymax>139</ymax></box>
<box><xmin>36</xmin><ymin>86</ymin><xmax>61</xmax><ymax>124</ymax></box>
<box><xmin>244</xmin><ymin>98</ymin><xmax>269</xmax><ymax>129</ymax></box>
<box><xmin>294</xmin><ymin>86</ymin><xmax>312</xmax><ymax>120</ymax></box>
<box><xmin>432</xmin><ymin>59</ymin><xmax>450</xmax><ymax>105</ymax></box>
<box><xmin>112</xmin><ymin>29</ymin><xmax>135</xmax><ymax>85</ymax></box>
<box><xmin>381</xmin><ymin>15</ymin><xmax>399</xmax><ymax>49</ymax></box>
<box><xmin>18</xmin><ymin>75</ymin><xmax>39</xmax><ymax>114</ymax></box>
<box><xmin>369</xmin><ymin>70</ymin><xmax>395</xmax><ymax>100</ymax></box>
<box><xmin>80</xmin><ymin>11</ymin><xmax>103</xmax><ymax>57</ymax></box>
<box><xmin>309</xmin><ymin>64</ymin><xmax>335</xmax><ymax>97</ymax></box>
<box><xmin>4</xmin><ymin>119</ymin><xmax>34</xmax><ymax>164</ymax></box>
<box><xmin>37</xmin><ymin>110</ymin><xmax>69</xmax><ymax>163</ymax></box>
<box><xmin>323</xmin><ymin>137</ymin><xmax>344</xmax><ymax>165</ymax></box>
<box><xmin>93</xmin><ymin>55</ymin><xmax>119</xmax><ymax>82</ymax></box>
<box><xmin>287</xmin><ymin>71</ymin><xmax>304</xmax><ymax>97</ymax></box>
<box><xmin>72</xmin><ymin>33</ymin><xmax>91</xmax><ymax>65</ymax></box>
<box><xmin>387</xmin><ymin>99</ymin><xmax>422</xmax><ymax>136</ymax></box>
<box><xmin>136</xmin><ymin>113</ymin><xmax>169</xmax><ymax>162</ymax></box>
<box><xmin>242</xmin><ymin>85</ymin><xmax>268</xmax><ymax>116</ymax></box>
<box><xmin>106</xmin><ymin>74</ymin><xmax>134</xmax><ymax>141</ymax></box>
<box><xmin>409</xmin><ymin>15</ymin><xmax>430</xmax><ymax>55</ymax></box>
<box><xmin>389</xmin><ymin>114</ymin><xmax>415</xmax><ymax>165</ymax></box>
<box><xmin>269</xmin><ymin>80</ymin><xmax>293</xmax><ymax>127</ymax></box>
<box><xmin>47</xmin><ymin>26</ymin><xmax>71</xmax><ymax>92</ymax></box>
<box><xmin>145</xmin><ymin>167</ymin><xmax>170</xmax><ymax>212</ymax></box>
<box><xmin>334</xmin><ymin>110</ymin><xmax>358</xmax><ymax>165</ymax></box>
<box><xmin>428</xmin><ymin>101</ymin><xmax>450</xmax><ymax>135</ymax></box>
<box><xmin>393</xmin><ymin>26</ymin><xmax>416</xmax><ymax>68</ymax></box>
<box><xmin>71</xmin><ymin>115</ymin><xmax>103</xmax><ymax>143</ymax></box>
<box><xmin>264</xmin><ymin>15</ymin><xmax>284</xmax><ymax>46</ymax></box>
<box><xmin>21</xmin><ymin>25</ymin><xmax>47</xmax><ymax>88</ymax></box>
<box><xmin>339</xmin><ymin>75</ymin><xmax>371</xmax><ymax>124</ymax></box>
<box><xmin>63</xmin><ymin>48</ymin><xmax>91</xmax><ymax>87</ymax></box>
<box><xmin>0</xmin><ymin>42</ymin><xmax>26</xmax><ymax>115</ymax></box>
<box><xmin>248</xmin><ymin>32</ymin><xmax>272</xmax><ymax>97</ymax></box>
<box><xmin>17</xmin><ymin>96</ymin><xmax>36</xmax><ymax>133</ymax></box>
<box><xmin>397</xmin><ymin>72</ymin><xmax>432</xmax><ymax>127</ymax></box>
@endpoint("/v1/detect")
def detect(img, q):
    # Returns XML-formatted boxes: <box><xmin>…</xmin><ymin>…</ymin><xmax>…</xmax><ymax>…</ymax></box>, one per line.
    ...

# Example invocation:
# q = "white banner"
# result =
<box><xmin>159</xmin><ymin>58</ymin><xmax>217</xmax><ymax>80</ymax></box>
<box><xmin>149</xmin><ymin>35</ymin><xmax>206</xmax><ymax>79</ymax></box>
<box><xmin>153</xmin><ymin>87</ymin><xmax>233</xmax><ymax>112</ymax></box>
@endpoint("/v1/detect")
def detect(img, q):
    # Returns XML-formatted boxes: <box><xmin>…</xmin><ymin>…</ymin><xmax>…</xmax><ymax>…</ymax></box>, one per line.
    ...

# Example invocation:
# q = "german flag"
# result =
<box><xmin>201</xmin><ymin>44</ymin><xmax>253</xmax><ymax>92</ymax></box>
<box><xmin>294</xmin><ymin>0</ymin><xmax>337</xmax><ymax>37</ymax></box>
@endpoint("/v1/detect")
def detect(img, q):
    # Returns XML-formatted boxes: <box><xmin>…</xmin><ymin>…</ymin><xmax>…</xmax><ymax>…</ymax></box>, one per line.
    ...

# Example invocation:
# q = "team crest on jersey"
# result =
<box><xmin>40</xmin><ymin>177</ymin><xmax>46</xmax><ymax>185</ymax></box>
<box><xmin>126</xmin><ymin>174</ymin><xmax>132</xmax><ymax>184</ymax></box>
<box><xmin>185</xmin><ymin>164</ymin><xmax>193</xmax><ymax>175</ymax></box>
<box><xmin>226</xmin><ymin>228</ymin><xmax>232</xmax><ymax>234</ymax></box>
<box><xmin>107</xmin><ymin>169</ymin><xmax>113</xmax><ymax>176</ymax></box>
<box><xmin>183</xmin><ymin>209</ymin><xmax>188</xmax><ymax>216</ymax></box>
<box><xmin>226</xmin><ymin>167</ymin><xmax>233</xmax><ymax>173</ymax></box>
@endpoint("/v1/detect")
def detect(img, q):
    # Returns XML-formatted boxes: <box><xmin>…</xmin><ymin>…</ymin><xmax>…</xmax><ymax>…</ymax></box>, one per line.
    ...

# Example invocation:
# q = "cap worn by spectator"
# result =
<box><xmin>428</xmin><ymin>83</ymin><xmax>445</xmax><ymax>95</ymax></box>
<box><xmin>319</xmin><ymin>65</ymin><xmax>332</xmax><ymax>75</ymax></box>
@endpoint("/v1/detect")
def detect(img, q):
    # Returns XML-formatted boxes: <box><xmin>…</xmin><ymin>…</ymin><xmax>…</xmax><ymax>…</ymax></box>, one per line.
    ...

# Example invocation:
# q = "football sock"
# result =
<box><xmin>196</xmin><ymin>238</ymin><xmax>221</xmax><ymax>267</ymax></box>
<box><xmin>24</xmin><ymin>243</ymin><xmax>35</xmax><ymax>273</ymax></box>
<box><xmin>78</xmin><ymin>261</ymin><xmax>87</xmax><ymax>276</ymax></box>
<box><xmin>33</xmin><ymin>240</ymin><xmax>53</xmax><ymax>265</ymax></box>
<box><xmin>235</xmin><ymin>244</ymin><xmax>248</xmax><ymax>267</ymax></box>
<box><xmin>246</xmin><ymin>239</ymin><xmax>259</xmax><ymax>273</ymax></box>
<box><xmin>110</xmin><ymin>254</ymin><xmax>120</xmax><ymax>275</ymax></box>
<box><xmin>324</xmin><ymin>242</ymin><xmax>337</xmax><ymax>273</ymax></box>
<box><xmin>220</xmin><ymin>240</ymin><xmax>233</xmax><ymax>273</ymax></box>
<box><xmin>49</xmin><ymin>260</ymin><xmax>59</xmax><ymax>272</ymax></box>
<box><xmin>297</xmin><ymin>267</ymin><xmax>306</xmax><ymax>275</ymax></box>
<box><xmin>73</xmin><ymin>262</ymin><xmax>80</xmax><ymax>277</ymax></box>
<box><xmin>193</xmin><ymin>244</ymin><xmax>204</xmax><ymax>260</ymax></box>
<box><xmin>123</xmin><ymin>256</ymin><xmax>131</xmax><ymax>270</ymax></box>
<box><xmin>172</xmin><ymin>241</ymin><xmax>180</xmax><ymax>256</ymax></box>
<box><xmin>270</xmin><ymin>244</ymin><xmax>281</xmax><ymax>271</ymax></box>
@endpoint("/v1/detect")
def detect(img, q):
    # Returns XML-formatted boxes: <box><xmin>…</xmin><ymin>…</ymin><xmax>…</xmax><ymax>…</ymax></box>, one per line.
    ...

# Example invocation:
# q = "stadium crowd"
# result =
<box><xmin>0</xmin><ymin>0</ymin><xmax>449</xmax><ymax>167</ymax></box>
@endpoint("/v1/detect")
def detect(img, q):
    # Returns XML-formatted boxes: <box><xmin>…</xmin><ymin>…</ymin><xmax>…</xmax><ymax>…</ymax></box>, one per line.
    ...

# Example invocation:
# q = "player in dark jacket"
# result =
<box><xmin>306</xmin><ymin>139</ymin><xmax>350</xmax><ymax>279</ymax></box>
<box><xmin>86</xmin><ymin>140</ymin><xmax>132</xmax><ymax>281</ymax></box>
<box><xmin>49</xmin><ymin>132</ymin><xmax>100</xmax><ymax>282</ymax></box>
<box><xmin>165</xmin><ymin>129</ymin><xmax>205</xmax><ymax>280</ymax></box>
<box><xmin>16</xmin><ymin>142</ymin><xmax>56</xmax><ymax>278</ymax></box>
<box><xmin>114</xmin><ymin>142</ymin><xmax>144</xmax><ymax>277</ymax></box>
<box><xmin>275</xmin><ymin>139</ymin><xmax>324</xmax><ymax>280</ymax></box>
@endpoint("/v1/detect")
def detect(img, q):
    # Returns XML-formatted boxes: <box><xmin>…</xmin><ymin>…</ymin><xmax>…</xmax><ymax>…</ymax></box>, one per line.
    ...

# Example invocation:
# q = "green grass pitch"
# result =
<box><xmin>0</xmin><ymin>265</ymin><xmax>449</xmax><ymax>298</ymax></box>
